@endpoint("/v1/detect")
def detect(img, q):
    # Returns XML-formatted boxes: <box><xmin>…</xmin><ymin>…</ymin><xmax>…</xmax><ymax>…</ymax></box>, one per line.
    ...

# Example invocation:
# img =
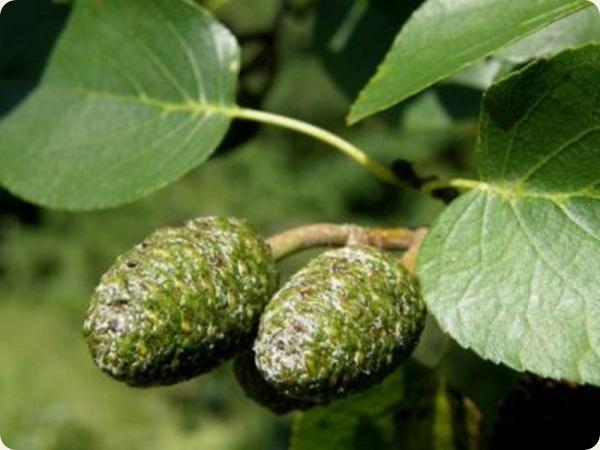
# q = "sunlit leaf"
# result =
<box><xmin>0</xmin><ymin>0</ymin><xmax>239</xmax><ymax>210</ymax></box>
<box><xmin>419</xmin><ymin>45</ymin><xmax>600</xmax><ymax>386</ymax></box>
<box><xmin>348</xmin><ymin>0</ymin><xmax>590</xmax><ymax>123</ymax></box>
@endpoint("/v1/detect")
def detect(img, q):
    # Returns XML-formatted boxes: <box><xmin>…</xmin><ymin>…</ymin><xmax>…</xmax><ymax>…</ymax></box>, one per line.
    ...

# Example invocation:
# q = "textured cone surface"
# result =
<box><xmin>234</xmin><ymin>351</ymin><xmax>316</xmax><ymax>415</ymax></box>
<box><xmin>83</xmin><ymin>217</ymin><xmax>277</xmax><ymax>386</ymax></box>
<box><xmin>254</xmin><ymin>246</ymin><xmax>425</xmax><ymax>402</ymax></box>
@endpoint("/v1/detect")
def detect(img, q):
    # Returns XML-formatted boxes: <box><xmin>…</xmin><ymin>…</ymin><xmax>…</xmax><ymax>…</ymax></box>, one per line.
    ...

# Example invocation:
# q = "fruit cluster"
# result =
<box><xmin>83</xmin><ymin>216</ymin><xmax>426</xmax><ymax>412</ymax></box>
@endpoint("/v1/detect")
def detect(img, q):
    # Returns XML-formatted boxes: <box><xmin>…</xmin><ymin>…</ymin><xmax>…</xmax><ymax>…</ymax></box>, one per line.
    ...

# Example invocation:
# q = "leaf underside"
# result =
<box><xmin>348</xmin><ymin>0</ymin><xmax>591</xmax><ymax>123</ymax></box>
<box><xmin>419</xmin><ymin>44</ymin><xmax>600</xmax><ymax>386</ymax></box>
<box><xmin>0</xmin><ymin>0</ymin><xmax>239</xmax><ymax>210</ymax></box>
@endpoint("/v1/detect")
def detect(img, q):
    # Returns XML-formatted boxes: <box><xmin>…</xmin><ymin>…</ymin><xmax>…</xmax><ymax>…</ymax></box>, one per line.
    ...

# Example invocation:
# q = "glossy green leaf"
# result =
<box><xmin>291</xmin><ymin>362</ymin><xmax>480</xmax><ymax>450</ymax></box>
<box><xmin>418</xmin><ymin>45</ymin><xmax>600</xmax><ymax>386</ymax></box>
<box><xmin>0</xmin><ymin>0</ymin><xmax>239</xmax><ymax>210</ymax></box>
<box><xmin>348</xmin><ymin>0</ymin><xmax>591</xmax><ymax>123</ymax></box>
<box><xmin>497</xmin><ymin>8</ymin><xmax>600</xmax><ymax>64</ymax></box>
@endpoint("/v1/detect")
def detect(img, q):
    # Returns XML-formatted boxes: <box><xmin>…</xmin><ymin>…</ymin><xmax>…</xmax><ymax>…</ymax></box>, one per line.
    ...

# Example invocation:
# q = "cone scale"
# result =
<box><xmin>83</xmin><ymin>217</ymin><xmax>278</xmax><ymax>387</ymax></box>
<box><xmin>254</xmin><ymin>245</ymin><xmax>426</xmax><ymax>403</ymax></box>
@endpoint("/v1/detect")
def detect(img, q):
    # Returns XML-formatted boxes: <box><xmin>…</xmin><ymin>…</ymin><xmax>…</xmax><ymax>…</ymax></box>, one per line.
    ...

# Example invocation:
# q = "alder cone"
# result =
<box><xmin>254</xmin><ymin>246</ymin><xmax>426</xmax><ymax>403</ymax></box>
<box><xmin>83</xmin><ymin>217</ymin><xmax>277</xmax><ymax>387</ymax></box>
<box><xmin>233</xmin><ymin>351</ymin><xmax>316</xmax><ymax>415</ymax></box>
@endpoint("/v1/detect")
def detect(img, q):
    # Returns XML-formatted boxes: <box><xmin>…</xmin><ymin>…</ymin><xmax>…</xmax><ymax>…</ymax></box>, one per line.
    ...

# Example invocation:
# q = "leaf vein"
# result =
<box><xmin>508</xmin><ymin>201</ymin><xmax>588</xmax><ymax>309</ymax></box>
<box><xmin>500</xmin><ymin>81</ymin><xmax>556</xmax><ymax>180</ymax></box>
<box><xmin>518</xmin><ymin>126</ymin><xmax>600</xmax><ymax>186</ymax></box>
<box><xmin>148</xmin><ymin>1</ymin><xmax>205</xmax><ymax>101</ymax></box>
<box><xmin>555</xmin><ymin>202</ymin><xmax>600</xmax><ymax>242</ymax></box>
<box><xmin>115</xmin><ymin>23</ymin><xmax>193</xmax><ymax>101</ymax></box>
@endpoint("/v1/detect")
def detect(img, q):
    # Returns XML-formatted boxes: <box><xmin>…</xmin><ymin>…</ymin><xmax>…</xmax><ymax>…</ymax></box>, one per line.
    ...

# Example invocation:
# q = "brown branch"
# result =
<box><xmin>266</xmin><ymin>223</ymin><xmax>417</xmax><ymax>261</ymax></box>
<box><xmin>401</xmin><ymin>227</ymin><xmax>429</xmax><ymax>275</ymax></box>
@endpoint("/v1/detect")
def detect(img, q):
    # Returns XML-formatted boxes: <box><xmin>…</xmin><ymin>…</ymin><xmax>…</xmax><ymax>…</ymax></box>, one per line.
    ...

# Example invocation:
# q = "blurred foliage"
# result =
<box><xmin>292</xmin><ymin>362</ymin><xmax>481</xmax><ymax>450</ymax></box>
<box><xmin>0</xmin><ymin>0</ymin><xmax>533</xmax><ymax>449</ymax></box>
<box><xmin>313</xmin><ymin>0</ymin><xmax>423</xmax><ymax>100</ymax></box>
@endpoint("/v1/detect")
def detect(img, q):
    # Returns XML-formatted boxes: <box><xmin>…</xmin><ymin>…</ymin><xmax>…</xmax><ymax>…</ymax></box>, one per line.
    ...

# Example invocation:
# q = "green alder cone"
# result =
<box><xmin>233</xmin><ymin>351</ymin><xmax>317</xmax><ymax>415</ymax></box>
<box><xmin>254</xmin><ymin>245</ymin><xmax>426</xmax><ymax>403</ymax></box>
<box><xmin>83</xmin><ymin>217</ymin><xmax>278</xmax><ymax>387</ymax></box>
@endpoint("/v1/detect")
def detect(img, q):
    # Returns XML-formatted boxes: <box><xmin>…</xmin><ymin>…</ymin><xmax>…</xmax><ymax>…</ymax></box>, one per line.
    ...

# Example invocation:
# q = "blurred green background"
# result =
<box><xmin>0</xmin><ymin>1</ymin><xmax>522</xmax><ymax>448</ymax></box>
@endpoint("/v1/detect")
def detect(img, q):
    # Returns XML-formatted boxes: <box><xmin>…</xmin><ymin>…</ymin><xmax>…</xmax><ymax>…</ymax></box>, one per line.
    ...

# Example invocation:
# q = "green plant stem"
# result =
<box><xmin>420</xmin><ymin>178</ymin><xmax>481</xmax><ymax>193</ymax></box>
<box><xmin>231</xmin><ymin>107</ymin><xmax>481</xmax><ymax>196</ymax></box>
<box><xmin>231</xmin><ymin>108</ymin><xmax>403</xmax><ymax>187</ymax></box>
<box><xmin>266</xmin><ymin>224</ymin><xmax>417</xmax><ymax>261</ymax></box>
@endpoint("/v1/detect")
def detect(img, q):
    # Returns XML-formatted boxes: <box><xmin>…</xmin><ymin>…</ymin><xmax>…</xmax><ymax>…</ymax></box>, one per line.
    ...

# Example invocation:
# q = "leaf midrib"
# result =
<box><xmin>81</xmin><ymin>88</ymin><xmax>238</xmax><ymax>117</ymax></box>
<box><xmin>468</xmin><ymin>182</ymin><xmax>600</xmax><ymax>203</ymax></box>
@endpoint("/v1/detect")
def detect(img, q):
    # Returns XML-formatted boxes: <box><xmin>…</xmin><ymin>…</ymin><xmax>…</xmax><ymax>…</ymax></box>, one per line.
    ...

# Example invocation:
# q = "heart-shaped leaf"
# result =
<box><xmin>418</xmin><ymin>45</ymin><xmax>600</xmax><ymax>386</ymax></box>
<box><xmin>0</xmin><ymin>0</ymin><xmax>239</xmax><ymax>210</ymax></box>
<box><xmin>348</xmin><ymin>0</ymin><xmax>590</xmax><ymax>123</ymax></box>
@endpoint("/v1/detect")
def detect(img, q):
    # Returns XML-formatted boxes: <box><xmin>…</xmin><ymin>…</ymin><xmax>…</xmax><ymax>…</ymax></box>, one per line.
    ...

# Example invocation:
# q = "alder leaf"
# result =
<box><xmin>418</xmin><ymin>44</ymin><xmax>600</xmax><ymax>386</ymax></box>
<box><xmin>496</xmin><ymin>7</ymin><xmax>600</xmax><ymax>64</ymax></box>
<box><xmin>348</xmin><ymin>0</ymin><xmax>591</xmax><ymax>123</ymax></box>
<box><xmin>0</xmin><ymin>0</ymin><xmax>239</xmax><ymax>210</ymax></box>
